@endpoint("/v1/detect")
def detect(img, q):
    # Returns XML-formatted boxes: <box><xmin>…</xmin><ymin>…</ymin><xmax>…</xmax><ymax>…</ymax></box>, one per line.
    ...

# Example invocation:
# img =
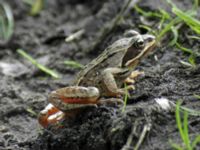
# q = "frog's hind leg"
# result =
<box><xmin>38</xmin><ymin>103</ymin><xmax>65</xmax><ymax>127</ymax></box>
<box><xmin>38</xmin><ymin>103</ymin><xmax>80</xmax><ymax>128</ymax></box>
<box><xmin>48</xmin><ymin>86</ymin><xmax>100</xmax><ymax>112</ymax></box>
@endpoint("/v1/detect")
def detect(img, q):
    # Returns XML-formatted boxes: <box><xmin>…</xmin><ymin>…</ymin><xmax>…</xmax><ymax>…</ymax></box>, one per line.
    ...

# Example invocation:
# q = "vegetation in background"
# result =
<box><xmin>0</xmin><ymin>2</ymin><xmax>14</xmax><ymax>41</ymax></box>
<box><xmin>171</xmin><ymin>102</ymin><xmax>200</xmax><ymax>150</ymax></box>
<box><xmin>22</xmin><ymin>0</ymin><xmax>44</xmax><ymax>16</ymax></box>
<box><xmin>17</xmin><ymin>49</ymin><xmax>60</xmax><ymax>78</ymax></box>
<box><xmin>194</xmin><ymin>94</ymin><xmax>200</xmax><ymax>100</ymax></box>
<box><xmin>134</xmin><ymin>0</ymin><xmax>200</xmax><ymax>67</ymax></box>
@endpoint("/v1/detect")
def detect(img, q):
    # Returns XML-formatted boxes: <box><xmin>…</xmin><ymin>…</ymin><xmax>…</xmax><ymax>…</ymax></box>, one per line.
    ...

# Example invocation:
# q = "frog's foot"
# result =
<box><xmin>38</xmin><ymin>103</ymin><xmax>66</xmax><ymax>128</ymax></box>
<box><xmin>124</xmin><ymin>70</ymin><xmax>144</xmax><ymax>84</ymax></box>
<box><xmin>49</xmin><ymin>86</ymin><xmax>100</xmax><ymax>112</ymax></box>
<box><xmin>38</xmin><ymin>104</ymin><xmax>82</xmax><ymax>128</ymax></box>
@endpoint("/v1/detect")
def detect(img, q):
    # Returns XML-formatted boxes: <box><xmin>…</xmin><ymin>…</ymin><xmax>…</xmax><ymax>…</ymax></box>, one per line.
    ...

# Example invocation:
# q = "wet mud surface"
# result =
<box><xmin>0</xmin><ymin>0</ymin><xmax>200</xmax><ymax>150</ymax></box>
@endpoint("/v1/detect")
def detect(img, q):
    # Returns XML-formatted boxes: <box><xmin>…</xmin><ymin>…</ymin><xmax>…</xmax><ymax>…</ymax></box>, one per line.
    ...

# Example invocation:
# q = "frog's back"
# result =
<box><xmin>74</xmin><ymin>38</ymin><xmax>131</xmax><ymax>87</ymax></box>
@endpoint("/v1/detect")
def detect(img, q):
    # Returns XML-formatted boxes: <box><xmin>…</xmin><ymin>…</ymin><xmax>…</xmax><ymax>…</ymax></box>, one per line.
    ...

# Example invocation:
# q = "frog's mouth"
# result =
<box><xmin>123</xmin><ymin>40</ymin><xmax>156</xmax><ymax>68</ymax></box>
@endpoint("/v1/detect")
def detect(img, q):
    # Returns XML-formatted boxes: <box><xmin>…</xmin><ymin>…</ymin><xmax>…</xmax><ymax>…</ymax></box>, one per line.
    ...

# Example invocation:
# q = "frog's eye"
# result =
<box><xmin>124</xmin><ymin>30</ymin><xmax>139</xmax><ymax>37</ymax></box>
<box><xmin>135</xmin><ymin>40</ymin><xmax>144</xmax><ymax>48</ymax></box>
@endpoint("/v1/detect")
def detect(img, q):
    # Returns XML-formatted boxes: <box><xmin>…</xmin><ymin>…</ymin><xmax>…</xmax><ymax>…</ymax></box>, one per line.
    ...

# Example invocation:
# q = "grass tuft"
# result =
<box><xmin>135</xmin><ymin>0</ymin><xmax>199</xmax><ymax>68</ymax></box>
<box><xmin>17</xmin><ymin>49</ymin><xmax>60</xmax><ymax>78</ymax></box>
<box><xmin>176</xmin><ymin>43</ymin><xmax>197</xmax><ymax>67</ymax></box>
<box><xmin>172</xmin><ymin>7</ymin><xmax>200</xmax><ymax>34</ymax></box>
<box><xmin>171</xmin><ymin>101</ymin><xmax>200</xmax><ymax>149</ymax></box>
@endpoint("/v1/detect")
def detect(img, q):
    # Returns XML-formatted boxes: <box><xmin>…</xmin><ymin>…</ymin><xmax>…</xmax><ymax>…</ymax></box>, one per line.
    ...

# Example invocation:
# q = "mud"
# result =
<box><xmin>0</xmin><ymin>0</ymin><xmax>200</xmax><ymax>150</ymax></box>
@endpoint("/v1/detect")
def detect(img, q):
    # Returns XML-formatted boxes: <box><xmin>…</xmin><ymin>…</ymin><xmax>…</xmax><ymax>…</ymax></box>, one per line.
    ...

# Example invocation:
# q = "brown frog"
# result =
<box><xmin>38</xmin><ymin>30</ymin><xmax>156</xmax><ymax>127</ymax></box>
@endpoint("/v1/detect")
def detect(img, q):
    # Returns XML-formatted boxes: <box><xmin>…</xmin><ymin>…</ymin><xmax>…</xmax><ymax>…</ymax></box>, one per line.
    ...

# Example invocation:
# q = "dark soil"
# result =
<box><xmin>0</xmin><ymin>0</ymin><xmax>200</xmax><ymax>150</ymax></box>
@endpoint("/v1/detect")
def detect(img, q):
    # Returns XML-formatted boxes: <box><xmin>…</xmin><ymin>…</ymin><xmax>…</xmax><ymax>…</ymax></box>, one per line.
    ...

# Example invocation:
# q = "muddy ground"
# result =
<box><xmin>0</xmin><ymin>0</ymin><xmax>200</xmax><ymax>150</ymax></box>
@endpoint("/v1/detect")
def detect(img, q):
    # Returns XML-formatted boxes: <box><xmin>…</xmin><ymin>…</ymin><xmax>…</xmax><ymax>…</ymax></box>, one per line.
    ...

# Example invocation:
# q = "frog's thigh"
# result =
<box><xmin>48</xmin><ymin>86</ymin><xmax>100</xmax><ymax>111</ymax></box>
<box><xmin>102</xmin><ymin>68</ymin><xmax>125</xmax><ymax>95</ymax></box>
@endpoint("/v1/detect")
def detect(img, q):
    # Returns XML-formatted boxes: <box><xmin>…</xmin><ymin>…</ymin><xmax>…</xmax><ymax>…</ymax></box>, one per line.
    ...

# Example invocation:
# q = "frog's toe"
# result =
<box><xmin>124</xmin><ymin>77</ymin><xmax>135</xmax><ymax>84</ymax></box>
<box><xmin>129</xmin><ymin>70</ymin><xmax>144</xmax><ymax>79</ymax></box>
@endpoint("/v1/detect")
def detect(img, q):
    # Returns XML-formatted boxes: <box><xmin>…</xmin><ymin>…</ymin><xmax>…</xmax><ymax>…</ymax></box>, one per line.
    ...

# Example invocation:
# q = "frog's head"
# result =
<box><xmin>122</xmin><ymin>30</ymin><xmax>156</xmax><ymax>68</ymax></box>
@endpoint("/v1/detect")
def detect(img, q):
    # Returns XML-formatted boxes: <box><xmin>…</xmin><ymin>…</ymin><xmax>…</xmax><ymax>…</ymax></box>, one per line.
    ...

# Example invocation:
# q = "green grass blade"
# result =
<box><xmin>192</xmin><ymin>0</ymin><xmax>199</xmax><ymax>11</ymax></box>
<box><xmin>0</xmin><ymin>2</ymin><xmax>14</xmax><ymax>40</ymax></box>
<box><xmin>3</xmin><ymin>2</ymin><xmax>14</xmax><ymax>40</ymax></box>
<box><xmin>188</xmin><ymin>54</ymin><xmax>196</xmax><ymax>67</ymax></box>
<box><xmin>26</xmin><ymin>107</ymin><xmax>37</xmax><ymax>116</ymax></box>
<box><xmin>158</xmin><ymin>9</ymin><xmax>171</xmax><ymax>29</ymax></box>
<box><xmin>134</xmin><ymin>5</ymin><xmax>162</xmax><ymax>18</ymax></box>
<box><xmin>159</xmin><ymin>9</ymin><xmax>171</xmax><ymax>20</ymax></box>
<box><xmin>157</xmin><ymin>18</ymin><xmax>181</xmax><ymax>41</ymax></box>
<box><xmin>0</xmin><ymin>16</ymin><xmax>6</xmax><ymax>39</ymax></box>
<box><xmin>172</xmin><ymin>7</ymin><xmax>200</xmax><ymax>34</ymax></box>
<box><xmin>176</xmin><ymin>101</ymin><xmax>186</xmax><ymax>145</ymax></box>
<box><xmin>170</xmin><ymin>141</ymin><xmax>183</xmax><ymax>150</ymax></box>
<box><xmin>179</xmin><ymin>105</ymin><xmax>200</xmax><ymax>116</ymax></box>
<box><xmin>176</xmin><ymin>43</ymin><xmax>193</xmax><ymax>55</ymax></box>
<box><xmin>30</xmin><ymin>0</ymin><xmax>44</xmax><ymax>16</ymax></box>
<box><xmin>192</xmin><ymin>135</ymin><xmax>200</xmax><ymax>149</ymax></box>
<box><xmin>194</xmin><ymin>94</ymin><xmax>200</xmax><ymax>100</ymax></box>
<box><xmin>183</xmin><ymin>111</ymin><xmax>191</xmax><ymax>150</ymax></box>
<box><xmin>122</xmin><ymin>83</ymin><xmax>128</xmax><ymax>113</ymax></box>
<box><xmin>139</xmin><ymin>25</ymin><xmax>157</xmax><ymax>35</ymax></box>
<box><xmin>187</xmin><ymin>35</ymin><xmax>200</xmax><ymax>40</ymax></box>
<box><xmin>17</xmin><ymin>49</ymin><xmax>60</xmax><ymax>78</ymax></box>
<box><xmin>169</xmin><ymin>26</ymin><xmax>178</xmax><ymax>46</ymax></box>
<box><xmin>64</xmin><ymin>60</ymin><xmax>84</xmax><ymax>69</ymax></box>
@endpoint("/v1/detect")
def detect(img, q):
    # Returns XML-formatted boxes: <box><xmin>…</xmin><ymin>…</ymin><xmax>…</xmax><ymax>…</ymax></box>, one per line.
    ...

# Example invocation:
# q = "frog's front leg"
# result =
<box><xmin>102</xmin><ymin>68</ymin><xmax>129</xmax><ymax>97</ymax></box>
<box><xmin>124</xmin><ymin>70</ymin><xmax>144</xmax><ymax>84</ymax></box>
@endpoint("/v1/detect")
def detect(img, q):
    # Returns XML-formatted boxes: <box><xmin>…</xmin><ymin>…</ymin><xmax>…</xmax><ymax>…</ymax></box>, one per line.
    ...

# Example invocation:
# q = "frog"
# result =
<box><xmin>38</xmin><ymin>30</ymin><xmax>156</xmax><ymax>127</ymax></box>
